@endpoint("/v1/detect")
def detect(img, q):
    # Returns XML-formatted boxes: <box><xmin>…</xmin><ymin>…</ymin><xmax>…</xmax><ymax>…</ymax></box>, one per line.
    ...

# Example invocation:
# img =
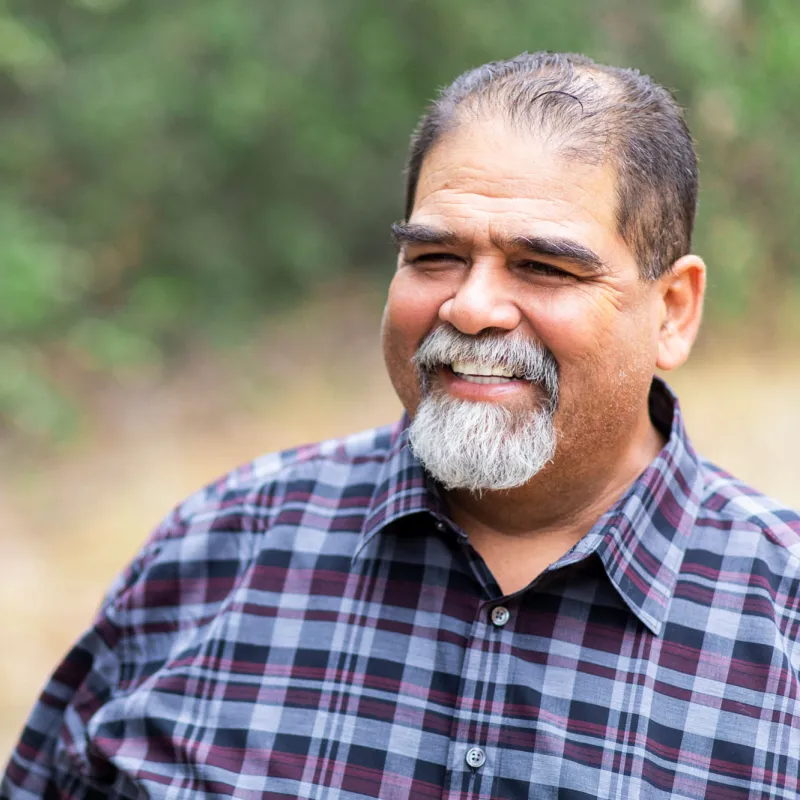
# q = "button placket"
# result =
<box><xmin>443</xmin><ymin>584</ymin><xmax>509</xmax><ymax>793</ymax></box>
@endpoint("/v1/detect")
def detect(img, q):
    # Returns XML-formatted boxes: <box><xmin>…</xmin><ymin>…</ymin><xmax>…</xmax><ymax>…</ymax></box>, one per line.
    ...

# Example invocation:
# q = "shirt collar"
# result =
<box><xmin>355</xmin><ymin>378</ymin><xmax>704</xmax><ymax>636</ymax></box>
<box><xmin>356</xmin><ymin>414</ymin><xmax>448</xmax><ymax>557</ymax></box>
<box><xmin>586</xmin><ymin>378</ymin><xmax>705</xmax><ymax>635</ymax></box>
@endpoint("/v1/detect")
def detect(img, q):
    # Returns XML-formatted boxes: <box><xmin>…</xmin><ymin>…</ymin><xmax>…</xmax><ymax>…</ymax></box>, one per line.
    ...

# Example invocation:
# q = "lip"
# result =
<box><xmin>437</xmin><ymin>366</ymin><xmax>534</xmax><ymax>402</ymax></box>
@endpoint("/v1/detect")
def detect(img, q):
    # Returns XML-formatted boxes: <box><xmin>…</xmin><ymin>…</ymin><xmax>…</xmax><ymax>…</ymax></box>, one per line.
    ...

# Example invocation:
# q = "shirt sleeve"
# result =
<box><xmin>1</xmin><ymin>607</ymin><xmax>123</xmax><ymax>798</ymax></box>
<box><xmin>1</xmin><ymin>461</ymin><xmax>273</xmax><ymax>799</ymax></box>
<box><xmin>1</xmin><ymin>513</ymin><xmax>172</xmax><ymax>800</ymax></box>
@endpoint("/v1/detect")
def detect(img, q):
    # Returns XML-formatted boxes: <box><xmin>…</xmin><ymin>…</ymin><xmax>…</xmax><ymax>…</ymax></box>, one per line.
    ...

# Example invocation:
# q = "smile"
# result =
<box><xmin>449</xmin><ymin>359</ymin><xmax>525</xmax><ymax>385</ymax></box>
<box><xmin>440</xmin><ymin>362</ymin><xmax>532</xmax><ymax>401</ymax></box>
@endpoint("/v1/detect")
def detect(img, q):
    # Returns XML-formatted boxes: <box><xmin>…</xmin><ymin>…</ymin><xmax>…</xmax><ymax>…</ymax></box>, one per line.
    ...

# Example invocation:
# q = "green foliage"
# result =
<box><xmin>1</xmin><ymin>0</ymin><xmax>798</xmax><ymax>434</ymax></box>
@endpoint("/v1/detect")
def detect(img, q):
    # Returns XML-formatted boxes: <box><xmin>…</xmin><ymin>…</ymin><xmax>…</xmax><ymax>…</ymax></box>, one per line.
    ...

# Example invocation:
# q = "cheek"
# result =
<box><xmin>527</xmin><ymin>287</ymin><xmax>659</xmax><ymax>391</ymax></box>
<box><xmin>381</xmin><ymin>271</ymin><xmax>449</xmax><ymax>411</ymax></box>
<box><xmin>529</xmin><ymin>290</ymin><xmax>621</xmax><ymax>359</ymax></box>
<box><xmin>383</xmin><ymin>270</ymin><xmax>449</xmax><ymax>354</ymax></box>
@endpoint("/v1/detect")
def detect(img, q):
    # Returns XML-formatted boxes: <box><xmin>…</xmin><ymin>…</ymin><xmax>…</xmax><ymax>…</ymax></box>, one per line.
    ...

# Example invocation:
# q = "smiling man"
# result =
<box><xmin>5</xmin><ymin>52</ymin><xmax>800</xmax><ymax>800</ymax></box>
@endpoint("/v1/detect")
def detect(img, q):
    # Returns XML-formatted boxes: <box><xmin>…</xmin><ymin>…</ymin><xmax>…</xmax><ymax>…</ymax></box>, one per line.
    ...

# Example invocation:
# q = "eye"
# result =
<box><xmin>409</xmin><ymin>252</ymin><xmax>465</xmax><ymax>265</ymax></box>
<box><xmin>518</xmin><ymin>260</ymin><xmax>572</xmax><ymax>278</ymax></box>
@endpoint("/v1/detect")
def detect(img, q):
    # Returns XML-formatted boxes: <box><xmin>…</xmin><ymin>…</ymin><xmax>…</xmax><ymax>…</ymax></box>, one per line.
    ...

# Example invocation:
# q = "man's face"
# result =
<box><xmin>382</xmin><ymin>117</ymin><xmax>665</xmax><ymax>489</ymax></box>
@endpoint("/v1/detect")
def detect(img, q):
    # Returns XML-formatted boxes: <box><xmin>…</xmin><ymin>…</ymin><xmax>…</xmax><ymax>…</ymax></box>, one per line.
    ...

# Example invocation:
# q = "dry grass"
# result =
<box><xmin>1</xmin><ymin>301</ymin><xmax>797</xmax><ymax>761</ymax></box>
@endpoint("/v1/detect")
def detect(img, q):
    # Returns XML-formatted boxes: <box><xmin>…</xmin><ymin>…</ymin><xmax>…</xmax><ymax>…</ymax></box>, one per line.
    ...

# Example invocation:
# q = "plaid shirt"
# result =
<box><xmin>4</xmin><ymin>379</ymin><xmax>800</xmax><ymax>799</ymax></box>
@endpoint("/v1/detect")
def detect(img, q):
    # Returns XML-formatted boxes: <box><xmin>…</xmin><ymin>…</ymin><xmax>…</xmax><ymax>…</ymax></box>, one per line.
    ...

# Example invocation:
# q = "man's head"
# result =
<box><xmin>382</xmin><ymin>52</ymin><xmax>706</xmax><ymax>494</ymax></box>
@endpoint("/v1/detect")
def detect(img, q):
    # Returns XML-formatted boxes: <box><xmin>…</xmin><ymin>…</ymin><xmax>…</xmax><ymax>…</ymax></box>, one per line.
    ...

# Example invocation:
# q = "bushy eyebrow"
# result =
<box><xmin>390</xmin><ymin>222</ymin><xmax>458</xmax><ymax>248</ymax></box>
<box><xmin>390</xmin><ymin>222</ymin><xmax>609</xmax><ymax>275</ymax></box>
<box><xmin>505</xmin><ymin>234</ymin><xmax>608</xmax><ymax>274</ymax></box>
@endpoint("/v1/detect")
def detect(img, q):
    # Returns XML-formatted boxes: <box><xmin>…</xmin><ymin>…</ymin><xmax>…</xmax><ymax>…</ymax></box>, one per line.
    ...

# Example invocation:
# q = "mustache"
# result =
<box><xmin>412</xmin><ymin>325</ymin><xmax>559</xmax><ymax>408</ymax></box>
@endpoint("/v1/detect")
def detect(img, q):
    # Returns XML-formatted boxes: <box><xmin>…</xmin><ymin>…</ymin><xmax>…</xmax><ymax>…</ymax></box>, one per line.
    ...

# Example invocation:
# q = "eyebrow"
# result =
<box><xmin>390</xmin><ymin>222</ymin><xmax>459</xmax><ymax>248</ymax></box>
<box><xmin>505</xmin><ymin>234</ymin><xmax>608</xmax><ymax>274</ymax></box>
<box><xmin>391</xmin><ymin>222</ymin><xmax>608</xmax><ymax>275</ymax></box>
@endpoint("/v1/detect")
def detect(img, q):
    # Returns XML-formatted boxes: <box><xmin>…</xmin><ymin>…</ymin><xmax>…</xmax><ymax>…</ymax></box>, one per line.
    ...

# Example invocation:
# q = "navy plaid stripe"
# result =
<box><xmin>4</xmin><ymin>379</ymin><xmax>800</xmax><ymax>799</ymax></box>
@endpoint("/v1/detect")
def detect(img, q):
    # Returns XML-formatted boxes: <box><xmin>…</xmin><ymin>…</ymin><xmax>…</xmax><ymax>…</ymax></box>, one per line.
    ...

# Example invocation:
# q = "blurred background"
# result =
<box><xmin>2</xmin><ymin>0</ymin><xmax>799</xmax><ymax>760</ymax></box>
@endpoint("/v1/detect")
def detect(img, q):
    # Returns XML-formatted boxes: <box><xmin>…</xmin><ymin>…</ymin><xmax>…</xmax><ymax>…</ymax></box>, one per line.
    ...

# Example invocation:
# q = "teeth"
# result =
<box><xmin>458</xmin><ymin>374</ymin><xmax>514</xmax><ymax>384</ymax></box>
<box><xmin>451</xmin><ymin>360</ymin><xmax>517</xmax><ymax>378</ymax></box>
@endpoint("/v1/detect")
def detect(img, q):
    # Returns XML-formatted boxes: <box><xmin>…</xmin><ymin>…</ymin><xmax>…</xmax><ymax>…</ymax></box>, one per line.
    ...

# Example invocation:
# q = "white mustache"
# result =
<box><xmin>412</xmin><ymin>325</ymin><xmax>559</xmax><ymax>409</ymax></box>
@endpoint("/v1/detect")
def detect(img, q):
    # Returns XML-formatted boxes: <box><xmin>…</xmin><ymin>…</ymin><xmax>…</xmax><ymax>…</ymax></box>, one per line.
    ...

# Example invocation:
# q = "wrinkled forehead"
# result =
<box><xmin>411</xmin><ymin>116</ymin><xmax>622</xmax><ymax>251</ymax></box>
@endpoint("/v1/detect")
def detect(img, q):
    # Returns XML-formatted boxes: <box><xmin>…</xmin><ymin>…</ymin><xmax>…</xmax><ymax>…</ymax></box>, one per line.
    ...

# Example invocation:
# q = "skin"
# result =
<box><xmin>382</xmin><ymin>116</ymin><xmax>706</xmax><ymax>595</ymax></box>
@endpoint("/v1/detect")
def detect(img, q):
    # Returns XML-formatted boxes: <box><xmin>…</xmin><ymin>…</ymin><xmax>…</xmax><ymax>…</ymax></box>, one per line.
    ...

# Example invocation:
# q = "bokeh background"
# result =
<box><xmin>2</xmin><ymin>0</ymin><xmax>799</xmax><ymax>761</ymax></box>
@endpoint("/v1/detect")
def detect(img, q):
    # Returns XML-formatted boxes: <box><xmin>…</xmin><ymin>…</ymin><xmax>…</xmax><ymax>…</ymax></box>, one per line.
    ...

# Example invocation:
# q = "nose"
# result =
<box><xmin>438</xmin><ymin>261</ymin><xmax>522</xmax><ymax>335</ymax></box>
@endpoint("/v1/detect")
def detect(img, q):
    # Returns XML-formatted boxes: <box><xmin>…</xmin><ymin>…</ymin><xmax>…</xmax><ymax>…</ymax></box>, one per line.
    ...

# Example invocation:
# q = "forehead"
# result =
<box><xmin>411</xmin><ymin>118</ymin><xmax>624</xmax><ymax>253</ymax></box>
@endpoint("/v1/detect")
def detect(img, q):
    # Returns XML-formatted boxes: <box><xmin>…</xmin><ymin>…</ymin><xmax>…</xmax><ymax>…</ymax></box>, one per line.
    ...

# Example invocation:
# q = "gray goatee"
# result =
<box><xmin>408</xmin><ymin>325</ymin><xmax>559</xmax><ymax>493</ymax></box>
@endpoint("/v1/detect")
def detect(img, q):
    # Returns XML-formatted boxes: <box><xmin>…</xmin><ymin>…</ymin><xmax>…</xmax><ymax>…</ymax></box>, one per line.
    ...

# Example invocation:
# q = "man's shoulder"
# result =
<box><xmin>103</xmin><ymin>421</ymin><xmax>404</xmax><ymax>607</ymax></box>
<box><xmin>230</xmin><ymin>419</ymin><xmax>403</xmax><ymax>494</ymax></box>
<box><xmin>184</xmin><ymin>420</ymin><xmax>404</xmax><ymax>525</ymax></box>
<box><xmin>696</xmin><ymin>457</ymin><xmax>800</xmax><ymax>560</ymax></box>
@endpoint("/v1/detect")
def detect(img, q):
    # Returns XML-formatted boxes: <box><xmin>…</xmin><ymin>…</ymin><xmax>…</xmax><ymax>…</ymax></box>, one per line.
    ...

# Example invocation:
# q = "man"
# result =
<box><xmin>4</xmin><ymin>52</ymin><xmax>800</xmax><ymax>799</ymax></box>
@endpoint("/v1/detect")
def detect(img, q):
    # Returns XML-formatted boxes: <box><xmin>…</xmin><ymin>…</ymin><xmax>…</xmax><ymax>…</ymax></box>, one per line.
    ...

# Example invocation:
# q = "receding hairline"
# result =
<box><xmin>406</xmin><ymin>64</ymin><xmax>637</xmax><ymax>224</ymax></box>
<box><xmin>415</xmin><ymin>103</ymin><xmax>616</xmax><ymax>179</ymax></box>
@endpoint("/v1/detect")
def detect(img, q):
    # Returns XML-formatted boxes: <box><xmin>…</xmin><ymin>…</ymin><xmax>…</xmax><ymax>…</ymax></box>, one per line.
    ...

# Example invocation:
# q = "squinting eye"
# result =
<box><xmin>410</xmin><ymin>253</ymin><xmax>464</xmax><ymax>264</ymax></box>
<box><xmin>519</xmin><ymin>261</ymin><xmax>571</xmax><ymax>278</ymax></box>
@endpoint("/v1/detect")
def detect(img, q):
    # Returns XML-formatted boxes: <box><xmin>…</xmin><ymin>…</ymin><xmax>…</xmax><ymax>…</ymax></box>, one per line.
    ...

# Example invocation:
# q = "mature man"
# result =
<box><xmin>4</xmin><ymin>52</ymin><xmax>800</xmax><ymax>799</ymax></box>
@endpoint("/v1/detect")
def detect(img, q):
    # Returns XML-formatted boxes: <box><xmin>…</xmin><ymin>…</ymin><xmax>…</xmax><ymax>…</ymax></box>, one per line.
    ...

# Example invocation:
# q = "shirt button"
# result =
<box><xmin>434</xmin><ymin>520</ymin><xmax>446</xmax><ymax>532</ymax></box>
<box><xmin>490</xmin><ymin>605</ymin><xmax>511</xmax><ymax>627</ymax></box>
<box><xmin>465</xmin><ymin>747</ymin><xmax>486</xmax><ymax>769</ymax></box>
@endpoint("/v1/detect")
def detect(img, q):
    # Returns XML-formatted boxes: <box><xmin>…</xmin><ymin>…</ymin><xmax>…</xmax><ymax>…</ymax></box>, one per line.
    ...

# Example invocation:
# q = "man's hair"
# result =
<box><xmin>404</xmin><ymin>52</ymin><xmax>698</xmax><ymax>280</ymax></box>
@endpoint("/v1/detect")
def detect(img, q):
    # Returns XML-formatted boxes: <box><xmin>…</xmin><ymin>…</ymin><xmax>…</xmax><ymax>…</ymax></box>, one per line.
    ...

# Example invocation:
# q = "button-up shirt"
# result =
<box><xmin>4</xmin><ymin>380</ymin><xmax>800</xmax><ymax>799</ymax></box>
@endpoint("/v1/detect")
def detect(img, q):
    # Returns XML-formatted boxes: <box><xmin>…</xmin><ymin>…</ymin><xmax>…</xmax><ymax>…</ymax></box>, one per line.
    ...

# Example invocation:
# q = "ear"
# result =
<box><xmin>656</xmin><ymin>254</ymin><xmax>706</xmax><ymax>372</ymax></box>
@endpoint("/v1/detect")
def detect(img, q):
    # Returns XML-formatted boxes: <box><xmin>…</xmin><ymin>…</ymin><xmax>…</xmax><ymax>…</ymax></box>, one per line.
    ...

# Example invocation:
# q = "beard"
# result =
<box><xmin>408</xmin><ymin>325</ymin><xmax>559</xmax><ymax>493</ymax></box>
